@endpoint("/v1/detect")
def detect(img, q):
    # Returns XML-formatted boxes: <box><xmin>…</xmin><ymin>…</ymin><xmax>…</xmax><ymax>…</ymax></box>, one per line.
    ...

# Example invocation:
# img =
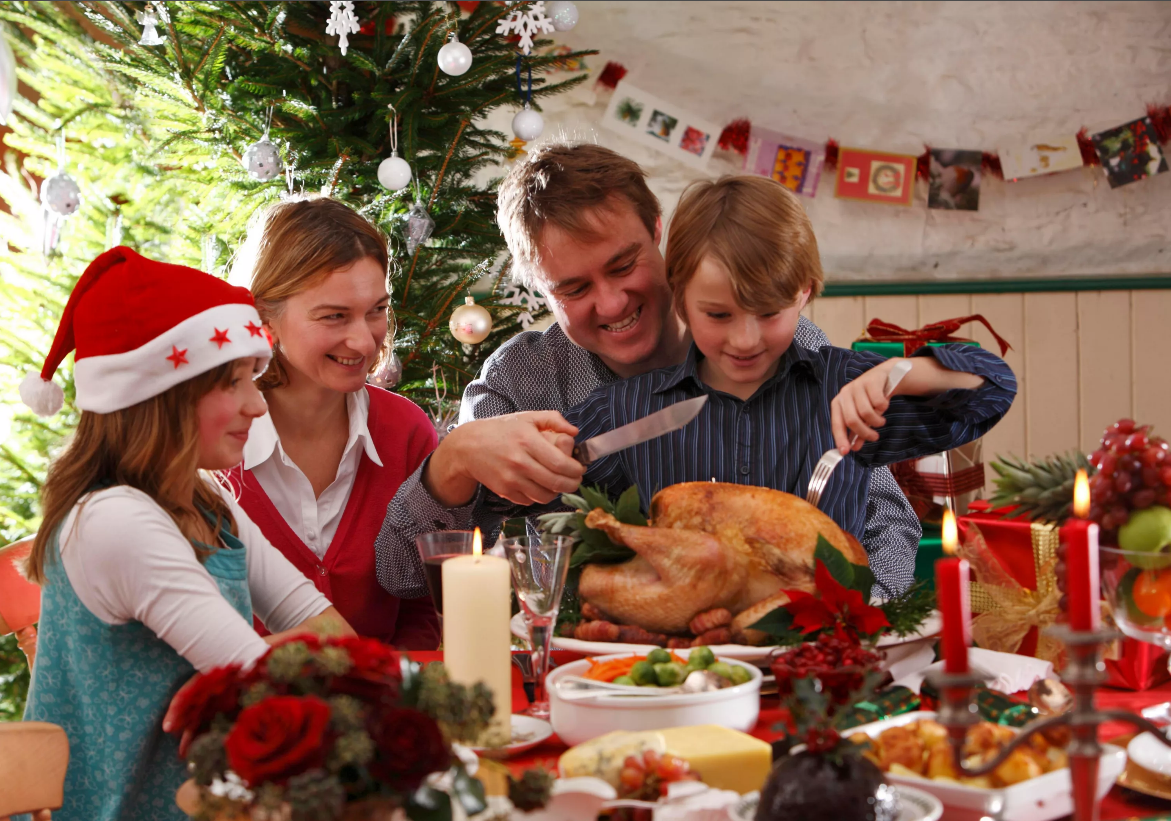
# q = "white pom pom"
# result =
<box><xmin>19</xmin><ymin>373</ymin><xmax>64</xmax><ymax>417</ymax></box>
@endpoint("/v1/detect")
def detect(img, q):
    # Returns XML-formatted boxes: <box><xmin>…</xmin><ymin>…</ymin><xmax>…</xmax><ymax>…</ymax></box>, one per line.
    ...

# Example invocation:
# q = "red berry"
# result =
<box><xmin>1104</xmin><ymin>433</ymin><xmax>1126</xmax><ymax>452</ymax></box>
<box><xmin>1128</xmin><ymin>431</ymin><xmax>1150</xmax><ymax>451</ymax></box>
<box><xmin>1099</xmin><ymin>453</ymin><xmax>1118</xmax><ymax>475</ymax></box>
<box><xmin>1115</xmin><ymin>419</ymin><xmax>1137</xmax><ymax>434</ymax></box>
<box><xmin>1144</xmin><ymin>446</ymin><xmax>1168</xmax><ymax>468</ymax></box>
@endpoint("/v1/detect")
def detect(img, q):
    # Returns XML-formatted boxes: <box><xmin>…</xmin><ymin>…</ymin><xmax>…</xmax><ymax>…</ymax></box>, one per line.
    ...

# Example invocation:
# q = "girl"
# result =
<box><xmin>227</xmin><ymin>197</ymin><xmax>439</xmax><ymax>650</ymax></box>
<box><xmin>18</xmin><ymin>247</ymin><xmax>354</xmax><ymax>821</ymax></box>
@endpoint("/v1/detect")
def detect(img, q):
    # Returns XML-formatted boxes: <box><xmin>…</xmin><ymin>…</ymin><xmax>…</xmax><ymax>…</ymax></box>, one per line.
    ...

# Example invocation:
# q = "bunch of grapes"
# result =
<box><xmin>1088</xmin><ymin>419</ymin><xmax>1171</xmax><ymax>545</ymax></box>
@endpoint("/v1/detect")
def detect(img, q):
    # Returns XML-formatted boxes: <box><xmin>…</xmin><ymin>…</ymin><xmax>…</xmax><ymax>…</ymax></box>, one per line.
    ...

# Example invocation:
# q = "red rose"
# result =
<box><xmin>368</xmin><ymin>708</ymin><xmax>450</xmax><ymax>789</ymax></box>
<box><xmin>224</xmin><ymin>696</ymin><xmax>332</xmax><ymax>786</ymax></box>
<box><xmin>165</xmin><ymin>665</ymin><xmax>244</xmax><ymax>737</ymax></box>
<box><xmin>332</xmin><ymin>636</ymin><xmax>402</xmax><ymax>678</ymax></box>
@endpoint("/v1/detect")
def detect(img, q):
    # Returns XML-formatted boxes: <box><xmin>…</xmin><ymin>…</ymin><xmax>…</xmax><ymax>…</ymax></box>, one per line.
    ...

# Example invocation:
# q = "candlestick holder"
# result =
<box><xmin>926</xmin><ymin>625</ymin><xmax>1171</xmax><ymax>821</ymax></box>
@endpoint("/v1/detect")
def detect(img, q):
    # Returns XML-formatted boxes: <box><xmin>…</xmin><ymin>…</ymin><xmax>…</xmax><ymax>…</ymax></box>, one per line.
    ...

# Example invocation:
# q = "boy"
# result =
<box><xmin>481</xmin><ymin>175</ymin><xmax>1016</xmax><ymax>542</ymax></box>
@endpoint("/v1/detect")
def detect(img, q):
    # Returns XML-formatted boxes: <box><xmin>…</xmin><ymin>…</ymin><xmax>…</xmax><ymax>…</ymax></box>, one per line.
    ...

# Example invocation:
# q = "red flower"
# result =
<box><xmin>781</xmin><ymin>561</ymin><xmax>890</xmax><ymax>638</ymax></box>
<box><xmin>224</xmin><ymin>696</ymin><xmax>332</xmax><ymax>786</ymax></box>
<box><xmin>368</xmin><ymin>708</ymin><xmax>451</xmax><ymax>789</ymax></box>
<box><xmin>165</xmin><ymin>665</ymin><xmax>244</xmax><ymax>737</ymax></box>
<box><xmin>332</xmin><ymin>636</ymin><xmax>402</xmax><ymax>678</ymax></box>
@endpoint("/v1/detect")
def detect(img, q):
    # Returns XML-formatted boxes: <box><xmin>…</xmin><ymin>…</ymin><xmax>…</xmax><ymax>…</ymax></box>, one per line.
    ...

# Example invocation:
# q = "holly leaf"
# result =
<box><xmin>615</xmin><ymin>484</ymin><xmax>647</xmax><ymax>526</ymax></box>
<box><xmin>814</xmin><ymin>535</ymin><xmax>853</xmax><ymax>589</ymax></box>
<box><xmin>406</xmin><ymin>786</ymin><xmax>453</xmax><ymax>821</ymax></box>
<box><xmin>451</xmin><ymin>764</ymin><xmax>487</xmax><ymax>816</ymax></box>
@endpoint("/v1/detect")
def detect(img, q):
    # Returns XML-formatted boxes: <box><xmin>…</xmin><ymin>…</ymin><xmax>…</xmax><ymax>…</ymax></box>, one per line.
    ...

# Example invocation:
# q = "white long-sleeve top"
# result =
<box><xmin>242</xmin><ymin>388</ymin><xmax>382</xmax><ymax>559</ymax></box>
<box><xmin>59</xmin><ymin>482</ymin><xmax>332</xmax><ymax>672</ymax></box>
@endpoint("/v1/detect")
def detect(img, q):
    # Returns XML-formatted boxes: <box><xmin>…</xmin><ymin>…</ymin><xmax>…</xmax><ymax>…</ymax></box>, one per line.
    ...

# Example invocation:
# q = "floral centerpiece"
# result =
<box><xmin>164</xmin><ymin>634</ymin><xmax>550</xmax><ymax>821</ymax></box>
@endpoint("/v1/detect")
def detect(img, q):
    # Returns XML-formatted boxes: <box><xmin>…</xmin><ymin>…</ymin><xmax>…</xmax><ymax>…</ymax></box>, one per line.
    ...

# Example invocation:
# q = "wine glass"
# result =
<box><xmin>415</xmin><ymin>531</ymin><xmax>477</xmax><ymax>616</ymax></box>
<box><xmin>500</xmin><ymin>534</ymin><xmax>574</xmax><ymax>719</ymax></box>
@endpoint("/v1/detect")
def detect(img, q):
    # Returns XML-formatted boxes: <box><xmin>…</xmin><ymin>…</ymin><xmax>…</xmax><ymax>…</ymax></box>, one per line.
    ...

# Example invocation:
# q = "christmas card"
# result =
<box><xmin>834</xmin><ymin>147</ymin><xmax>917</xmax><ymax>206</ymax></box>
<box><xmin>1092</xmin><ymin>117</ymin><xmax>1169</xmax><ymax>189</ymax></box>
<box><xmin>997</xmin><ymin>133</ymin><xmax>1082</xmax><ymax>181</ymax></box>
<box><xmin>744</xmin><ymin>126</ymin><xmax>825</xmax><ymax>197</ymax></box>
<box><xmin>928</xmin><ymin>149</ymin><xmax>982</xmax><ymax>211</ymax></box>
<box><xmin>601</xmin><ymin>80</ymin><xmax>720</xmax><ymax>171</ymax></box>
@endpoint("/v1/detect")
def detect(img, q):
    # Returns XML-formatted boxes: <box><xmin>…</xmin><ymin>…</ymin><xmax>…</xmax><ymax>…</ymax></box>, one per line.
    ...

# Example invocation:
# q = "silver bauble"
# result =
<box><xmin>449</xmin><ymin>296</ymin><xmax>493</xmax><ymax>345</ymax></box>
<box><xmin>512</xmin><ymin>103</ymin><xmax>544</xmax><ymax>142</ymax></box>
<box><xmin>242</xmin><ymin>137</ymin><xmax>284</xmax><ymax>182</ymax></box>
<box><xmin>367</xmin><ymin>350</ymin><xmax>403</xmax><ymax>389</ymax></box>
<box><xmin>546</xmin><ymin>1</ymin><xmax>579</xmax><ymax>31</ymax></box>
<box><xmin>405</xmin><ymin>199</ymin><xmax>435</xmax><ymax>256</ymax></box>
<box><xmin>377</xmin><ymin>152</ymin><xmax>412</xmax><ymax>191</ymax></box>
<box><xmin>437</xmin><ymin>37</ymin><xmax>473</xmax><ymax>77</ymax></box>
<box><xmin>41</xmin><ymin>172</ymin><xmax>81</xmax><ymax>217</ymax></box>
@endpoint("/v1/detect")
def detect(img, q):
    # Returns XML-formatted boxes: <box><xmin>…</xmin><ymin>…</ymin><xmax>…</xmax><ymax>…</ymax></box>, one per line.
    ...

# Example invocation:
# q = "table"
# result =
<box><xmin>408</xmin><ymin>651</ymin><xmax>1171</xmax><ymax>820</ymax></box>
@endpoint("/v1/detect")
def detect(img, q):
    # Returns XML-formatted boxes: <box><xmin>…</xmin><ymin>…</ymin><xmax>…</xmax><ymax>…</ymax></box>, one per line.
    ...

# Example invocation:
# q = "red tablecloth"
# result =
<box><xmin>408</xmin><ymin>651</ymin><xmax>1171</xmax><ymax>820</ymax></box>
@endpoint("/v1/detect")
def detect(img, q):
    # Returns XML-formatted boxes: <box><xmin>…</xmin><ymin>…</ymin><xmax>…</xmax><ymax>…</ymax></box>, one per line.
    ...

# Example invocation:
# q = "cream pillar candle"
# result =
<box><xmin>442</xmin><ymin>528</ymin><xmax>512</xmax><ymax>745</ymax></box>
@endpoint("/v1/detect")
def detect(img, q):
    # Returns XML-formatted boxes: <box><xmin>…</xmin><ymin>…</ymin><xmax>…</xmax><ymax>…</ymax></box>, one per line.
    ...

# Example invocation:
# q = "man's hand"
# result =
<box><xmin>423</xmin><ymin>411</ymin><xmax>585</xmax><ymax>507</ymax></box>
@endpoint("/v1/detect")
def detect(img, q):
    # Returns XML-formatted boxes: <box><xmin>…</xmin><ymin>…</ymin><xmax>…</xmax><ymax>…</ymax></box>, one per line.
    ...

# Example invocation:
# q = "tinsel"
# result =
<box><xmin>718</xmin><ymin>118</ymin><xmax>751</xmax><ymax>155</ymax></box>
<box><xmin>1147</xmin><ymin>103</ymin><xmax>1171</xmax><ymax>145</ymax></box>
<box><xmin>823</xmin><ymin>138</ymin><xmax>840</xmax><ymax>170</ymax></box>
<box><xmin>1075</xmin><ymin>127</ymin><xmax>1101</xmax><ymax>166</ymax></box>
<box><xmin>595</xmin><ymin>60</ymin><xmax>627</xmax><ymax>90</ymax></box>
<box><xmin>981</xmin><ymin>151</ymin><xmax>1004</xmax><ymax>180</ymax></box>
<box><xmin>915</xmin><ymin>146</ymin><xmax>932</xmax><ymax>181</ymax></box>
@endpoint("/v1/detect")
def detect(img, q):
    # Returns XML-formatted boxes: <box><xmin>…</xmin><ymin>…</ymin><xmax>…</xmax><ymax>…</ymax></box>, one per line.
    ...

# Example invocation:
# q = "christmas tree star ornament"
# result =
<box><xmin>377</xmin><ymin>104</ymin><xmax>412</xmax><ymax>192</ymax></box>
<box><xmin>326</xmin><ymin>1</ymin><xmax>361</xmax><ymax>56</ymax></box>
<box><xmin>512</xmin><ymin>57</ymin><xmax>544</xmax><ymax>142</ymax></box>
<box><xmin>0</xmin><ymin>29</ymin><xmax>15</xmax><ymax>126</ymax></box>
<box><xmin>405</xmin><ymin>197</ymin><xmax>435</xmax><ymax>256</ymax></box>
<box><xmin>545</xmin><ymin>1</ymin><xmax>579</xmax><ymax>31</ymax></box>
<box><xmin>449</xmin><ymin>295</ymin><xmax>493</xmax><ymax>345</ymax></box>
<box><xmin>496</xmin><ymin>1</ymin><xmax>555</xmax><ymax>55</ymax></box>
<box><xmin>136</xmin><ymin>3</ymin><xmax>166</xmax><ymax>47</ymax></box>
<box><xmin>437</xmin><ymin>32</ymin><xmax>473</xmax><ymax>76</ymax></box>
<box><xmin>242</xmin><ymin>107</ymin><xmax>284</xmax><ymax>182</ymax></box>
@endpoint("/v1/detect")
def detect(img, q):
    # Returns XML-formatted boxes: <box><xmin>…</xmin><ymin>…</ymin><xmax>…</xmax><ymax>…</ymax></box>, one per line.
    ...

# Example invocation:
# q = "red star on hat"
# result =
<box><xmin>210</xmin><ymin>328</ymin><xmax>231</xmax><ymax>349</ymax></box>
<box><xmin>245</xmin><ymin>321</ymin><xmax>264</xmax><ymax>338</ymax></box>
<box><xmin>166</xmin><ymin>346</ymin><xmax>189</xmax><ymax>369</ymax></box>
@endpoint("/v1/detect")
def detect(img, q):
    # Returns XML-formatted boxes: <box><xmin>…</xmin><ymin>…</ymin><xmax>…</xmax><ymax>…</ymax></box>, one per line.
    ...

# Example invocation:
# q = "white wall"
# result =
<box><xmin>482</xmin><ymin>1</ymin><xmax>1171</xmax><ymax>281</ymax></box>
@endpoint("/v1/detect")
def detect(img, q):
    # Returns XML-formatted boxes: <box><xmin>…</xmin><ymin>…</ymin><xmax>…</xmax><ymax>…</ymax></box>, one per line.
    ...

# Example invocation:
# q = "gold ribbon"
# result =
<box><xmin>961</xmin><ymin>522</ymin><xmax>1064</xmax><ymax>665</ymax></box>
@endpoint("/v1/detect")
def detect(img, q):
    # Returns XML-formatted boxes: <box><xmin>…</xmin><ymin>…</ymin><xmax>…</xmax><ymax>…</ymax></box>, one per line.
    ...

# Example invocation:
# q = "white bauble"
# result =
<box><xmin>41</xmin><ymin>172</ymin><xmax>81</xmax><ymax>217</ymax></box>
<box><xmin>242</xmin><ymin>137</ymin><xmax>283</xmax><ymax>181</ymax></box>
<box><xmin>0</xmin><ymin>32</ymin><xmax>15</xmax><ymax>126</ymax></box>
<box><xmin>377</xmin><ymin>152</ymin><xmax>412</xmax><ymax>191</ymax></box>
<box><xmin>449</xmin><ymin>296</ymin><xmax>493</xmax><ymax>345</ymax></box>
<box><xmin>546</xmin><ymin>1</ymin><xmax>579</xmax><ymax>31</ymax></box>
<box><xmin>512</xmin><ymin>104</ymin><xmax>544</xmax><ymax>142</ymax></box>
<box><xmin>437</xmin><ymin>38</ymin><xmax>473</xmax><ymax>76</ymax></box>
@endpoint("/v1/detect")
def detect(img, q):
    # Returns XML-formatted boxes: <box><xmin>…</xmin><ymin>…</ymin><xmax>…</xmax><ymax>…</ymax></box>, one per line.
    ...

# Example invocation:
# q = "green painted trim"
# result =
<box><xmin>821</xmin><ymin>275</ymin><xmax>1171</xmax><ymax>297</ymax></box>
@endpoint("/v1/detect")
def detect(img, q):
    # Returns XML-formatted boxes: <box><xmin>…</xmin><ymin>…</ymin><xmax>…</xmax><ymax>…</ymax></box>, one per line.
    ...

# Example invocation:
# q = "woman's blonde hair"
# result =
<box><xmin>231</xmin><ymin>196</ymin><xmax>394</xmax><ymax>391</ymax></box>
<box><xmin>27</xmin><ymin>362</ymin><xmax>239</xmax><ymax>584</ymax></box>
<box><xmin>665</xmin><ymin>175</ymin><xmax>824</xmax><ymax>319</ymax></box>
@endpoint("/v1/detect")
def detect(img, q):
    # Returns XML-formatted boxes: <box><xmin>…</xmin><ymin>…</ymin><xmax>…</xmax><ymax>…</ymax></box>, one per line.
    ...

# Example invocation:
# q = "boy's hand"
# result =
<box><xmin>831</xmin><ymin>359</ymin><xmax>900</xmax><ymax>454</ymax></box>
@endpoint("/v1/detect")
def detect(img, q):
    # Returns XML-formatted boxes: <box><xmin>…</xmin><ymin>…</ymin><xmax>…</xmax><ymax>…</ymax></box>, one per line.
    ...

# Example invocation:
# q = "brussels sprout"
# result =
<box><xmin>654</xmin><ymin>661</ymin><xmax>688</xmax><ymax>687</ymax></box>
<box><xmin>708</xmin><ymin>661</ymin><xmax>735</xmax><ymax>681</ymax></box>
<box><xmin>646</xmin><ymin>648</ymin><xmax>672</xmax><ymax>665</ymax></box>
<box><xmin>630</xmin><ymin>660</ymin><xmax>658</xmax><ymax>686</ymax></box>
<box><xmin>688</xmin><ymin>646</ymin><xmax>716</xmax><ymax>669</ymax></box>
<box><xmin>729</xmin><ymin>664</ymin><xmax>753</xmax><ymax>686</ymax></box>
<box><xmin>612</xmin><ymin>675</ymin><xmax>636</xmax><ymax>686</ymax></box>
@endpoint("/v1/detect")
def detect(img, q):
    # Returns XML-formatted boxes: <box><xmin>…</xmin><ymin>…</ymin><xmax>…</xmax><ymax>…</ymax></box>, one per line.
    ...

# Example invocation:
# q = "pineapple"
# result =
<box><xmin>989</xmin><ymin>451</ymin><xmax>1095</xmax><ymax>524</ymax></box>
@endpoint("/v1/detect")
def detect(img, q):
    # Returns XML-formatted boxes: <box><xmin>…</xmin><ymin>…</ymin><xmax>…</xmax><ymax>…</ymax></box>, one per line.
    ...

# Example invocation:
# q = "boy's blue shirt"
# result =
<box><xmin>507</xmin><ymin>341</ymin><xmax>1017</xmax><ymax>541</ymax></box>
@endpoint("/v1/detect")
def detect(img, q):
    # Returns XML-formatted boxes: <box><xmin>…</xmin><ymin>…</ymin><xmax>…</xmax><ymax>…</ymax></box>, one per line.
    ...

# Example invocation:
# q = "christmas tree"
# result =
<box><xmin>0</xmin><ymin>0</ymin><xmax>593</xmax><ymax>717</ymax></box>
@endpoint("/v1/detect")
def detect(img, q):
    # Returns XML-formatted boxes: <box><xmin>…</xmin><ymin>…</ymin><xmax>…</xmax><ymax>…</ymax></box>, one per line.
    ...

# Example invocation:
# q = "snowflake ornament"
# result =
<box><xmin>499</xmin><ymin>282</ymin><xmax>548</xmax><ymax>330</ymax></box>
<box><xmin>326</xmin><ymin>1</ymin><xmax>361</xmax><ymax>56</ymax></box>
<box><xmin>496</xmin><ymin>1</ymin><xmax>556</xmax><ymax>56</ymax></box>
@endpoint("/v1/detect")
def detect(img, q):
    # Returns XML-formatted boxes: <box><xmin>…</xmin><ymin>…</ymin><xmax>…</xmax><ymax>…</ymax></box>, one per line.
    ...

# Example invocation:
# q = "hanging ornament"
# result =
<box><xmin>405</xmin><ymin>198</ymin><xmax>435</xmax><ymax>256</ymax></box>
<box><xmin>367</xmin><ymin>350</ymin><xmax>403</xmax><ymax>389</ymax></box>
<box><xmin>242</xmin><ymin>107</ymin><xmax>284</xmax><ymax>182</ymax></box>
<box><xmin>449</xmin><ymin>296</ymin><xmax>493</xmax><ymax>345</ymax></box>
<box><xmin>136</xmin><ymin>2</ymin><xmax>166</xmax><ymax>47</ymax></box>
<box><xmin>508</xmin><ymin>136</ymin><xmax>528</xmax><ymax>161</ymax></box>
<box><xmin>40</xmin><ymin>132</ymin><xmax>81</xmax><ymax>256</ymax></box>
<box><xmin>437</xmin><ymin>32</ymin><xmax>473</xmax><ymax>76</ymax></box>
<box><xmin>325</xmin><ymin>1</ymin><xmax>361</xmax><ymax>56</ymax></box>
<box><xmin>496</xmin><ymin>1</ymin><xmax>555</xmax><ymax>55</ymax></box>
<box><xmin>377</xmin><ymin>104</ymin><xmax>412</xmax><ymax>192</ymax></box>
<box><xmin>0</xmin><ymin>29</ymin><xmax>15</xmax><ymax>126</ymax></box>
<box><xmin>545</xmin><ymin>1</ymin><xmax>579</xmax><ymax>31</ymax></box>
<box><xmin>512</xmin><ymin>57</ymin><xmax>544</xmax><ymax>142</ymax></box>
<box><xmin>499</xmin><ymin>282</ymin><xmax>548</xmax><ymax>330</ymax></box>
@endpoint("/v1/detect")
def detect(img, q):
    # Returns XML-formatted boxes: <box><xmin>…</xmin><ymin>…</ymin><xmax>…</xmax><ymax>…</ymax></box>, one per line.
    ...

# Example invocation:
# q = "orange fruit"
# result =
<box><xmin>1131</xmin><ymin>568</ymin><xmax>1171</xmax><ymax>618</ymax></box>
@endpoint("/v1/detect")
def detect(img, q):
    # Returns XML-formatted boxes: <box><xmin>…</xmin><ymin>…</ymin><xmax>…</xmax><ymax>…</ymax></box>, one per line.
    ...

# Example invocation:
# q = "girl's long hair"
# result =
<box><xmin>27</xmin><ymin>361</ymin><xmax>238</xmax><ymax>583</ymax></box>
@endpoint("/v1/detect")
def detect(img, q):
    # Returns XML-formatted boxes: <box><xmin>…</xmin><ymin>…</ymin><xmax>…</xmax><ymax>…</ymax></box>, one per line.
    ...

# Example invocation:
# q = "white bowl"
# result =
<box><xmin>546</xmin><ymin>651</ymin><xmax>762</xmax><ymax>747</ymax></box>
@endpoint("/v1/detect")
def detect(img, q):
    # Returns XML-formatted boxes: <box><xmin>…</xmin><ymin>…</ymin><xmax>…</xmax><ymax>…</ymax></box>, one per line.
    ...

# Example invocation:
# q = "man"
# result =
<box><xmin>375</xmin><ymin>143</ymin><xmax>921</xmax><ymax>600</ymax></box>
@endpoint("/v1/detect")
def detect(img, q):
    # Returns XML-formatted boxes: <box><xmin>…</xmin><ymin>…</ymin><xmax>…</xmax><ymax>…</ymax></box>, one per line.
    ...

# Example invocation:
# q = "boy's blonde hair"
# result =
<box><xmin>665</xmin><ymin>175</ymin><xmax>824</xmax><ymax>319</ymax></box>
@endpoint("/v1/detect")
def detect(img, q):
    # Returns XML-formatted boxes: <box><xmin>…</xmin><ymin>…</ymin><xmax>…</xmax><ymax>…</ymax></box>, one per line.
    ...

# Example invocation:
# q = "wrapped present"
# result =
<box><xmin>853</xmin><ymin>315</ymin><xmax>1012</xmax><ymax>358</ymax></box>
<box><xmin>956</xmin><ymin>505</ymin><xmax>1063</xmax><ymax>666</ymax></box>
<box><xmin>1102</xmin><ymin>615</ymin><xmax>1171</xmax><ymax>691</ymax></box>
<box><xmin>852</xmin><ymin>339</ymin><xmax>978</xmax><ymax>358</ymax></box>
<box><xmin>913</xmin><ymin>524</ymin><xmax>944</xmax><ymax>589</ymax></box>
<box><xmin>891</xmin><ymin>440</ymin><xmax>985</xmax><ymax>523</ymax></box>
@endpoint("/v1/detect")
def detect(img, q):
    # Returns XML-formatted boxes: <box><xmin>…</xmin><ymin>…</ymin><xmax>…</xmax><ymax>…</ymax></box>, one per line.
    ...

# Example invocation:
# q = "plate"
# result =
<box><xmin>511</xmin><ymin>610</ymin><xmax>941</xmax><ymax>664</ymax></box>
<box><xmin>469</xmin><ymin>714</ymin><xmax>554</xmax><ymax>759</ymax></box>
<box><xmin>730</xmin><ymin>784</ymin><xmax>943</xmax><ymax>821</ymax></box>
<box><xmin>1111</xmin><ymin>733</ymin><xmax>1171</xmax><ymax>801</ymax></box>
<box><xmin>1128</xmin><ymin>730</ymin><xmax>1171</xmax><ymax>778</ymax></box>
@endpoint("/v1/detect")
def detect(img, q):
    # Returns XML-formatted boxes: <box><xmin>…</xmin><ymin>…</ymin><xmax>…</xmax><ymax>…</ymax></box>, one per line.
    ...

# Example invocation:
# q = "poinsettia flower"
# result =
<box><xmin>781</xmin><ymin>589</ymin><xmax>835</xmax><ymax>634</ymax></box>
<box><xmin>813</xmin><ymin>561</ymin><xmax>890</xmax><ymax>636</ymax></box>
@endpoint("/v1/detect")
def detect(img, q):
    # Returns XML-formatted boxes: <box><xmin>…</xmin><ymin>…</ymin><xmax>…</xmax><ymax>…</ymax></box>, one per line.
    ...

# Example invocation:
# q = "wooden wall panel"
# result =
<box><xmin>969</xmin><ymin>293</ymin><xmax>1027</xmax><ymax>477</ymax></box>
<box><xmin>1132</xmin><ymin>290</ymin><xmax>1171</xmax><ymax>440</ymax></box>
<box><xmin>809</xmin><ymin>296</ymin><xmax>864</xmax><ymax>348</ymax></box>
<box><xmin>1024</xmin><ymin>292</ymin><xmax>1079</xmax><ymax>460</ymax></box>
<box><xmin>1077</xmin><ymin>291</ymin><xmax>1132</xmax><ymax>453</ymax></box>
<box><xmin>917</xmin><ymin>294</ymin><xmax>973</xmax><ymax>326</ymax></box>
<box><xmin>863</xmin><ymin>295</ymin><xmax>918</xmax><ymax>330</ymax></box>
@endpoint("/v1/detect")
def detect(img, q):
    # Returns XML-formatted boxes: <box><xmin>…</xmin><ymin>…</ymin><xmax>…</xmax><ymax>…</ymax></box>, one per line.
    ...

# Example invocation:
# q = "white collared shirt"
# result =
<box><xmin>244</xmin><ymin>389</ymin><xmax>383</xmax><ymax>559</ymax></box>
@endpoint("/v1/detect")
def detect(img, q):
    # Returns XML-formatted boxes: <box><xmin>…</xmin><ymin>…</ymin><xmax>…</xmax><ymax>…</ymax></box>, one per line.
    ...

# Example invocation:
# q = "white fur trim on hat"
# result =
<box><xmin>19</xmin><ymin>373</ymin><xmax>66</xmax><ymax>417</ymax></box>
<box><xmin>73</xmin><ymin>302</ymin><xmax>272</xmax><ymax>413</ymax></box>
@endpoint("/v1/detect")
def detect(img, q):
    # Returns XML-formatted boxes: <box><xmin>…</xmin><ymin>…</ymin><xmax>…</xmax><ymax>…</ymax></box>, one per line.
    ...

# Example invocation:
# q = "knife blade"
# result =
<box><xmin>572</xmin><ymin>395</ymin><xmax>708</xmax><ymax>466</ymax></box>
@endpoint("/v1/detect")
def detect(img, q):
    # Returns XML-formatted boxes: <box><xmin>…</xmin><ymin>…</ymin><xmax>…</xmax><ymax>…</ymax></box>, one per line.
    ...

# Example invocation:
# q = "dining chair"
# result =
<box><xmin>0</xmin><ymin>721</ymin><xmax>68</xmax><ymax>819</ymax></box>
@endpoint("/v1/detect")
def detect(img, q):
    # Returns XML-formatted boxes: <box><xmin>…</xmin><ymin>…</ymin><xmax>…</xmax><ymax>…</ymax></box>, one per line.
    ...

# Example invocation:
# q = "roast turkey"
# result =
<box><xmin>577</xmin><ymin>482</ymin><xmax>868</xmax><ymax>643</ymax></box>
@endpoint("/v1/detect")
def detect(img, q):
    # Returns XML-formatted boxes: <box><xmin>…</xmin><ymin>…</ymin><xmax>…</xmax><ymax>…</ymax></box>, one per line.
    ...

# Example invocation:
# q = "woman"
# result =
<box><xmin>20</xmin><ymin>246</ymin><xmax>353</xmax><ymax>821</ymax></box>
<box><xmin>227</xmin><ymin>197</ymin><xmax>440</xmax><ymax>650</ymax></box>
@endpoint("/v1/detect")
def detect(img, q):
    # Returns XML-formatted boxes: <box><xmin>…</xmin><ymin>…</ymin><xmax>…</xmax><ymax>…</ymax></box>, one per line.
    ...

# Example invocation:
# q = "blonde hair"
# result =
<box><xmin>665</xmin><ymin>175</ymin><xmax>824</xmax><ymax>319</ymax></box>
<box><xmin>231</xmin><ymin>196</ymin><xmax>394</xmax><ymax>391</ymax></box>
<box><xmin>497</xmin><ymin>142</ymin><xmax>661</xmax><ymax>288</ymax></box>
<box><xmin>27</xmin><ymin>362</ymin><xmax>239</xmax><ymax>584</ymax></box>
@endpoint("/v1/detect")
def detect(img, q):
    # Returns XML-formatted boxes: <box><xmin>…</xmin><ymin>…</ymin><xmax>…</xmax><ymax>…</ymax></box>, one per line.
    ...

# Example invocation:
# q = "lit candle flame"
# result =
<box><xmin>942</xmin><ymin>507</ymin><xmax>958</xmax><ymax>555</ymax></box>
<box><xmin>472</xmin><ymin>527</ymin><xmax>482</xmax><ymax>558</ymax></box>
<box><xmin>1073</xmin><ymin>469</ymin><xmax>1090</xmax><ymax>519</ymax></box>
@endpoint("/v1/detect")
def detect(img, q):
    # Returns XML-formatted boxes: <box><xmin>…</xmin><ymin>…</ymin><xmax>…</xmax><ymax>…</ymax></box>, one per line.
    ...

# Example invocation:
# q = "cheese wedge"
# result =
<box><xmin>558</xmin><ymin>730</ymin><xmax>667</xmax><ymax>787</ymax></box>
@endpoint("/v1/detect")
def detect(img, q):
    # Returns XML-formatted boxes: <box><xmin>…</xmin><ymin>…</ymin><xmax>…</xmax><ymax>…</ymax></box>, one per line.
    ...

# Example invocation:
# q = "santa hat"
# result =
<box><xmin>20</xmin><ymin>246</ymin><xmax>272</xmax><ymax>416</ymax></box>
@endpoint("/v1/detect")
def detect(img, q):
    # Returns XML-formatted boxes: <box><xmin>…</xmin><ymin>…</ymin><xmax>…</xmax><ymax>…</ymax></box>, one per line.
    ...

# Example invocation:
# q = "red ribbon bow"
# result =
<box><xmin>862</xmin><ymin>314</ymin><xmax>1011</xmax><ymax>357</ymax></box>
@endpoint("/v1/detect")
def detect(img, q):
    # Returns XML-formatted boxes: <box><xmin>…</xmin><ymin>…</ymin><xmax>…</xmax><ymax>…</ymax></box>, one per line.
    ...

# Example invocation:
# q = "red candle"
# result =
<box><xmin>1062</xmin><ymin>470</ymin><xmax>1101</xmax><ymax>632</ymax></box>
<box><xmin>937</xmin><ymin>509</ymin><xmax>971</xmax><ymax>674</ymax></box>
